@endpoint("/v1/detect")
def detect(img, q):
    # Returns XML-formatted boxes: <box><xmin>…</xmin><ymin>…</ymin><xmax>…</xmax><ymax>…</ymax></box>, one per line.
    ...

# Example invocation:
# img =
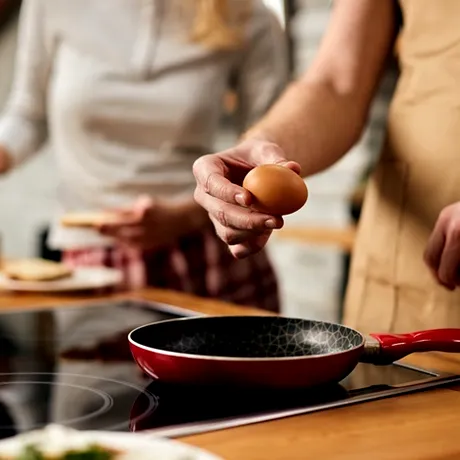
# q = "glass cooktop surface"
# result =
<box><xmin>0</xmin><ymin>299</ymin><xmax>458</xmax><ymax>440</ymax></box>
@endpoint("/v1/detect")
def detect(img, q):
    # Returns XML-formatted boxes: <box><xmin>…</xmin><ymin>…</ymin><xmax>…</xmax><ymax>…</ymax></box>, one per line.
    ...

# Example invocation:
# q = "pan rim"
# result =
<box><xmin>128</xmin><ymin>315</ymin><xmax>365</xmax><ymax>362</ymax></box>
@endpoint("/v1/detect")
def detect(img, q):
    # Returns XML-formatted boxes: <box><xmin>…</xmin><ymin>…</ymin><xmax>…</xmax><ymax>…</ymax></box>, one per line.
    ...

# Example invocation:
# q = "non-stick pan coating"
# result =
<box><xmin>130</xmin><ymin>316</ymin><xmax>363</xmax><ymax>358</ymax></box>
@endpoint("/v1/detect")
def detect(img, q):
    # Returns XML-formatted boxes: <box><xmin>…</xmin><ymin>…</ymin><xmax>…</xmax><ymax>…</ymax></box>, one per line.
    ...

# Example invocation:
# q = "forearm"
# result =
<box><xmin>243</xmin><ymin>78</ymin><xmax>368</xmax><ymax>177</ymax></box>
<box><xmin>0</xmin><ymin>114</ymin><xmax>47</xmax><ymax>170</ymax></box>
<box><xmin>242</xmin><ymin>0</ymin><xmax>396</xmax><ymax>178</ymax></box>
<box><xmin>0</xmin><ymin>0</ymin><xmax>52</xmax><ymax>171</ymax></box>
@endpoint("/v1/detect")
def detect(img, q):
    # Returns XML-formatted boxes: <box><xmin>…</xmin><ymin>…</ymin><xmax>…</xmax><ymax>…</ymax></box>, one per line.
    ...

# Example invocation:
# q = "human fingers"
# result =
<box><xmin>193</xmin><ymin>140</ymin><xmax>300</xmax><ymax>206</ymax></box>
<box><xmin>196</xmin><ymin>187</ymin><xmax>283</xmax><ymax>234</ymax></box>
<box><xmin>424</xmin><ymin>219</ymin><xmax>447</xmax><ymax>282</ymax></box>
<box><xmin>437</xmin><ymin>226</ymin><xmax>460</xmax><ymax>290</ymax></box>
<box><xmin>246</xmin><ymin>139</ymin><xmax>301</xmax><ymax>175</ymax></box>
<box><xmin>102</xmin><ymin>195</ymin><xmax>154</xmax><ymax>226</ymax></box>
<box><xmin>208</xmin><ymin>214</ymin><xmax>268</xmax><ymax>246</ymax></box>
<box><xmin>437</xmin><ymin>238</ymin><xmax>460</xmax><ymax>290</ymax></box>
<box><xmin>228</xmin><ymin>233</ymin><xmax>273</xmax><ymax>259</ymax></box>
<box><xmin>193</xmin><ymin>154</ymin><xmax>252</xmax><ymax>207</ymax></box>
<box><xmin>132</xmin><ymin>195</ymin><xmax>155</xmax><ymax>219</ymax></box>
<box><xmin>425</xmin><ymin>205</ymin><xmax>460</xmax><ymax>290</ymax></box>
<box><xmin>98</xmin><ymin>224</ymin><xmax>145</xmax><ymax>240</ymax></box>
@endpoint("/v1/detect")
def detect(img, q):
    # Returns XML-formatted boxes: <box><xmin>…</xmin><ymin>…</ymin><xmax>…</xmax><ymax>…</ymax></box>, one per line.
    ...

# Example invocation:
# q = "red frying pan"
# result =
<box><xmin>128</xmin><ymin>316</ymin><xmax>460</xmax><ymax>389</ymax></box>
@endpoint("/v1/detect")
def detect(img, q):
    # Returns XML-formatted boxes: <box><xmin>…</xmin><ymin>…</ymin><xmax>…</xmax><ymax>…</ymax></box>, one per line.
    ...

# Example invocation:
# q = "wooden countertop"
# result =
<box><xmin>0</xmin><ymin>288</ymin><xmax>267</xmax><ymax>317</ymax></box>
<box><xmin>1</xmin><ymin>288</ymin><xmax>460</xmax><ymax>460</ymax></box>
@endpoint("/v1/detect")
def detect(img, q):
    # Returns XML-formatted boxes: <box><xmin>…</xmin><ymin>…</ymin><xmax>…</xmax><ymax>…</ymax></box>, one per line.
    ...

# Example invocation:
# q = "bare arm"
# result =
<box><xmin>0</xmin><ymin>0</ymin><xmax>52</xmax><ymax>173</ymax></box>
<box><xmin>243</xmin><ymin>0</ymin><xmax>397</xmax><ymax>175</ymax></box>
<box><xmin>193</xmin><ymin>0</ymin><xmax>398</xmax><ymax>258</ymax></box>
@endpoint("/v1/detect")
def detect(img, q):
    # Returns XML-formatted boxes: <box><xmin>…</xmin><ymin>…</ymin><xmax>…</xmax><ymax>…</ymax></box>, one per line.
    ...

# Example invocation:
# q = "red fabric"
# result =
<box><xmin>62</xmin><ymin>228</ymin><xmax>280</xmax><ymax>313</ymax></box>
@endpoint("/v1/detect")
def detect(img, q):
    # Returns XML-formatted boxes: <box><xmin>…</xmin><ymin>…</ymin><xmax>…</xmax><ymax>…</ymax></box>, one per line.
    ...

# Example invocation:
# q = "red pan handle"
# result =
<box><xmin>368</xmin><ymin>329</ymin><xmax>460</xmax><ymax>364</ymax></box>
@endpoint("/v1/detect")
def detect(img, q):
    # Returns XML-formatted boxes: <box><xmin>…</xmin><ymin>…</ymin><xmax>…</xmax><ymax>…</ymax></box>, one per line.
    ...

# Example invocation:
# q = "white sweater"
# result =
<box><xmin>0</xmin><ymin>0</ymin><xmax>288</xmax><ymax>249</ymax></box>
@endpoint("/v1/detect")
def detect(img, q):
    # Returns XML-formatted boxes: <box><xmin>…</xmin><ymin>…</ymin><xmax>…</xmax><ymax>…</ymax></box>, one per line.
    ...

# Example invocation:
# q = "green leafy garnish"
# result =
<box><xmin>15</xmin><ymin>444</ymin><xmax>116</xmax><ymax>460</ymax></box>
<box><xmin>16</xmin><ymin>445</ymin><xmax>44</xmax><ymax>460</ymax></box>
<box><xmin>63</xmin><ymin>444</ymin><xmax>115</xmax><ymax>460</ymax></box>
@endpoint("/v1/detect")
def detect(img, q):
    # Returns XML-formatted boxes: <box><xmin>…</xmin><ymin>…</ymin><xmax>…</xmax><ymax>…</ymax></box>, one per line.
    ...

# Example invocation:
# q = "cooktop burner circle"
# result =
<box><xmin>0</xmin><ymin>380</ymin><xmax>113</xmax><ymax>429</ymax></box>
<box><xmin>0</xmin><ymin>372</ymin><xmax>158</xmax><ymax>432</ymax></box>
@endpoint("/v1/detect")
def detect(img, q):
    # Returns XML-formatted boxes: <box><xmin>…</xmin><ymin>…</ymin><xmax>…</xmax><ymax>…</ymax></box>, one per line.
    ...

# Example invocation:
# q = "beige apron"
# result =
<box><xmin>343</xmin><ymin>0</ymin><xmax>460</xmax><ymax>368</ymax></box>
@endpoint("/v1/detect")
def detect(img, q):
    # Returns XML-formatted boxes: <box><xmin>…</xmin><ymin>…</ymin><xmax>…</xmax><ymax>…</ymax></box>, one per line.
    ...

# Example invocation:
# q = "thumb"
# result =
<box><xmin>248</xmin><ymin>140</ymin><xmax>302</xmax><ymax>176</ymax></box>
<box><xmin>133</xmin><ymin>195</ymin><xmax>154</xmax><ymax>219</ymax></box>
<box><xmin>274</xmin><ymin>160</ymin><xmax>302</xmax><ymax>175</ymax></box>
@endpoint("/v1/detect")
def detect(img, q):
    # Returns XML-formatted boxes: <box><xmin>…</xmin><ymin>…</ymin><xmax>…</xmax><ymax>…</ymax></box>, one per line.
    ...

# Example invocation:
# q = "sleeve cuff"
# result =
<box><xmin>0</xmin><ymin>114</ymin><xmax>46</xmax><ymax>167</ymax></box>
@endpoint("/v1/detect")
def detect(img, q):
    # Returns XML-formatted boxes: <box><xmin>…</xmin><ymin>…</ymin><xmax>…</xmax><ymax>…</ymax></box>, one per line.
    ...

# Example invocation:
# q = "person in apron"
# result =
<box><xmin>193</xmin><ymin>0</ymin><xmax>460</xmax><ymax>366</ymax></box>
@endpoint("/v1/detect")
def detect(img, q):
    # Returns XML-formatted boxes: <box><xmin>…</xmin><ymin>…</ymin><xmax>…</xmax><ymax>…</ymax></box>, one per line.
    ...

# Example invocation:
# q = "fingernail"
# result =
<box><xmin>265</xmin><ymin>219</ymin><xmax>277</xmax><ymax>229</ymax></box>
<box><xmin>235</xmin><ymin>193</ymin><xmax>248</xmax><ymax>206</ymax></box>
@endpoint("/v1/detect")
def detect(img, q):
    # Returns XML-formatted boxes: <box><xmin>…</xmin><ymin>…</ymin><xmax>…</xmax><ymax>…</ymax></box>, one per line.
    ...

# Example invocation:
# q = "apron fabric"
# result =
<box><xmin>343</xmin><ymin>0</ymin><xmax>460</xmax><ymax>366</ymax></box>
<box><xmin>62</xmin><ymin>227</ymin><xmax>280</xmax><ymax>314</ymax></box>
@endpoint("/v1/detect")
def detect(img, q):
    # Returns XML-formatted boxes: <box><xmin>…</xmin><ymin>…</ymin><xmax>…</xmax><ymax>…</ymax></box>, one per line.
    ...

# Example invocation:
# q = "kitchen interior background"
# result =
<box><xmin>0</xmin><ymin>0</ymin><xmax>398</xmax><ymax>322</ymax></box>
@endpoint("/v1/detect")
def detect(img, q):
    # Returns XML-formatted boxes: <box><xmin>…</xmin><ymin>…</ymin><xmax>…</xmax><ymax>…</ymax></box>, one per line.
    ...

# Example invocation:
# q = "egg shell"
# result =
<box><xmin>242</xmin><ymin>164</ymin><xmax>308</xmax><ymax>215</ymax></box>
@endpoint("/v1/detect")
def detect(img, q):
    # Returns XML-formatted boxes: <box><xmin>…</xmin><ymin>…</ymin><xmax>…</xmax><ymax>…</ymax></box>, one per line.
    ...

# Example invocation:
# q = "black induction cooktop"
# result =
<box><xmin>0</xmin><ymin>299</ymin><xmax>459</xmax><ymax>440</ymax></box>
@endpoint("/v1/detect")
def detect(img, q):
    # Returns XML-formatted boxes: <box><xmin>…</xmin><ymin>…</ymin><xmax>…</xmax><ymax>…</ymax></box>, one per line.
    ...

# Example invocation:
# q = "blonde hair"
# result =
<box><xmin>188</xmin><ymin>0</ymin><xmax>250</xmax><ymax>51</ymax></box>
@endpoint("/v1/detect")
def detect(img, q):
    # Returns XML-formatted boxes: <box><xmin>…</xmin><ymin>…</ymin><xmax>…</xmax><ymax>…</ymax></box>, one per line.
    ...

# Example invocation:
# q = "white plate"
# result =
<box><xmin>0</xmin><ymin>267</ymin><xmax>123</xmax><ymax>292</ymax></box>
<box><xmin>0</xmin><ymin>425</ymin><xmax>223</xmax><ymax>460</ymax></box>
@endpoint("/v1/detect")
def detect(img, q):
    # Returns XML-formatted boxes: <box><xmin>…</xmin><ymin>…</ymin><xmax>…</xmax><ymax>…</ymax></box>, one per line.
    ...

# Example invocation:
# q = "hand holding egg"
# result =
<box><xmin>242</xmin><ymin>164</ymin><xmax>308</xmax><ymax>216</ymax></box>
<box><xmin>193</xmin><ymin>138</ymin><xmax>306</xmax><ymax>258</ymax></box>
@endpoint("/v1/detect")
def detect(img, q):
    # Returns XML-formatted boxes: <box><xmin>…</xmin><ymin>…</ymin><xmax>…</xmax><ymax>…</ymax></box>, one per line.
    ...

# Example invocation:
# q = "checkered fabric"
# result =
<box><xmin>62</xmin><ymin>228</ymin><xmax>280</xmax><ymax>313</ymax></box>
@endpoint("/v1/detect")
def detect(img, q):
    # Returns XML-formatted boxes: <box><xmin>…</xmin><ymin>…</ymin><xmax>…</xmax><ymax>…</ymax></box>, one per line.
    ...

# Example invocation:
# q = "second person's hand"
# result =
<box><xmin>97</xmin><ymin>195</ymin><xmax>196</xmax><ymax>251</ymax></box>
<box><xmin>424</xmin><ymin>202</ymin><xmax>460</xmax><ymax>290</ymax></box>
<box><xmin>193</xmin><ymin>137</ymin><xmax>301</xmax><ymax>259</ymax></box>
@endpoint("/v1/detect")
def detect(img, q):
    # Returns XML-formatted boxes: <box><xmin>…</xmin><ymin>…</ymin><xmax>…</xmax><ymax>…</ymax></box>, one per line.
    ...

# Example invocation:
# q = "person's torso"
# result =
<box><xmin>345</xmin><ymin>0</ymin><xmax>460</xmax><ymax>335</ymax></box>
<box><xmin>41</xmin><ymin>0</ymin><xmax>258</xmax><ymax>249</ymax></box>
<box><xmin>43</xmin><ymin>0</ymin><xmax>252</xmax><ymax>208</ymax></box>
<box><xmin>372</xmin><ymin>0</ymin><xmax>460</xmax><ymax>287</ymax></box>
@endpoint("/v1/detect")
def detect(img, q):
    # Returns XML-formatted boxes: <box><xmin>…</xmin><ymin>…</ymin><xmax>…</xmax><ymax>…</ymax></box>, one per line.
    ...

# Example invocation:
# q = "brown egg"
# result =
<box><xmin>242</xmin><ymin>164</ymin><xmax>308</xmax><ymax>215</ymax></box>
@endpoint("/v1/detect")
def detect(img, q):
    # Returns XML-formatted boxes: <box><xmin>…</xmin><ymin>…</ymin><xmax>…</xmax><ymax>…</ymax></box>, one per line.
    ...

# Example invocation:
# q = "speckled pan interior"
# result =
<box><xmin>131</xmin><ymin>316</ymin><xmax>363</xmax><ymax>358</ymax></box>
